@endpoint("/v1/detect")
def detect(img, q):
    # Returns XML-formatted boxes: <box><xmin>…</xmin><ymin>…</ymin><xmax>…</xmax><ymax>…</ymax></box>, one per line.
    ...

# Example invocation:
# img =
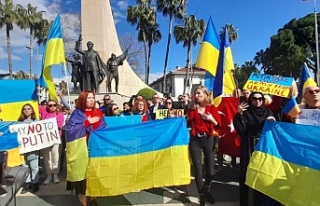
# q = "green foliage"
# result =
<box><xmin>255</xmin><ymin>13</ymin><xmax>317</xmax><ymax>79</ymax></box>
<box><xmin>137</xmin><ymin>87</ymin><xmax>157</xmax><ymax>100</ymax></box>
<box><xmin>234</xmin><ymin>61</ymin><xmax>260</xmax><ymax>89</ymax></box>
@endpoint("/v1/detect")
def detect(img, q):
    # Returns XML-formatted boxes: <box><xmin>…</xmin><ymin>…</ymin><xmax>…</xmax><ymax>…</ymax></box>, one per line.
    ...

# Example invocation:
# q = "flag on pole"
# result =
<box><xmin>38</xmin><ymin>15</ymin><xmax>66</xmax><ymax>102</ymax></box>
<box><xmin>298</xmin><ymin>63</ymin><xmax>317</xmax><ymax>101</ymax></box>
<box><xmin>213</xmin><ymin>28</ymin><xmax>236</xmax><ymax>106</ymax></box>
<box><xmin>195</xmin><ymin>17</ymin><xmax>220</xmax><ymax>90</ymax></box>
<box><xmin>282</xmin><ymin>97</ymin><xmax>301</xmax><ymax>118</ymax></box>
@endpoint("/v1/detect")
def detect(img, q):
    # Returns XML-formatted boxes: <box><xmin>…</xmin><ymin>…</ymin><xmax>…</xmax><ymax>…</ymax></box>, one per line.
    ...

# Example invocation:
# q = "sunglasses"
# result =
<box><xmin>104</xmin><ymin>99</ymin><xmax>110</xmax><ymax>101</ymax></box>
<box><xmin>113</xmin><ymin>107</ymin><xmax>119</xmax><ymax>111</ymax></box>
<box><xmin>307</xmin><ymin>89</ymin><xmax>320</xmax><ymax>94</ymax></box>
<box><xmin>48</xmin><ymin>104</ymin><xmax>57</xmax><ymax>107</ymax></box>
<box><xmin>166</xmin><ymin>102</ymin><xmax>172</xmax><ymax>104</ymax></box>
<box><xmin>252</xmin><ymin>97</ymin><xmax>264</xmax><ymax>101</ymax></box>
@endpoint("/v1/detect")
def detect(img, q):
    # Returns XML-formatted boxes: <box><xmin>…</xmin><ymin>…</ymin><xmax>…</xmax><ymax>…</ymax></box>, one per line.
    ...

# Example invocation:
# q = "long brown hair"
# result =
<box><xmin>132</xmin><ymin>99</ymin><xmax>148</xmax><ymax>114</ymax></box>
<box><xmin>18</xmin><ymin>103</ymin><xmax>36</xmax><ymax>122</ymax></box>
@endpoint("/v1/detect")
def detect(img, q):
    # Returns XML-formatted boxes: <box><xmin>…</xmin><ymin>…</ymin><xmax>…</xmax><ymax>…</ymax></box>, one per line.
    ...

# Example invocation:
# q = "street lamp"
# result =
<box><xmin>25</xmin><ymin>46</ymin><xmax>40</xmax><ymax>79</ymax></box>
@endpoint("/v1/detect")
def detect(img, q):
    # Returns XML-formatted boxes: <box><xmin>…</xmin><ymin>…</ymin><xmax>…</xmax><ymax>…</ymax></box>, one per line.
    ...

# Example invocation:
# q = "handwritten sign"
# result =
<box><xmin>156</xmin><ymin>109</ymin><xmax>184</xmax><ymax>120</ymax></box>
<box><xmin>243</xmin><ymin>73</ymin><xmax>294</xmax><ymax>98</ymax></box>
<box><xmin>296</xmin><ymin>109</ymin><xmax>320</xmax><ymax>126</ymax></box>
<box><xmin>9</xmin><ymin>118</ymin><xmax>61</xmax><ymax>154</ymax></box>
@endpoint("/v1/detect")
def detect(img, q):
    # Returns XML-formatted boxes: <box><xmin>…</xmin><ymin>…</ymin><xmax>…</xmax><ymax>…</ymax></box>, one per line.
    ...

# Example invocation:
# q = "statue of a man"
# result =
<box><xmin>75</xmin><ymin>35</ymin><xmax>106</xmax><ymax>93</ymax></box>
<box><xmin>106</xmin><ymin>49</ymin><xmax>128</xmax><ymax>93</ymax></box>
<box><xmin>66</xmin><ymin>54</ymin><xmax>82</xmax><ymax>93</ymax></box>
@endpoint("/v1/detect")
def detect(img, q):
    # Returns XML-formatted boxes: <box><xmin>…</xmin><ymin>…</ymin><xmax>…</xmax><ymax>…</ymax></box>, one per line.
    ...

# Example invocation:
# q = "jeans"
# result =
<box><xmin>41</xmin><ymin>144</ymin><xmax>60</xmax><ymax>176</ymax></box>
<box><xmin>189</xmin><ymin>136</ymin><xmax>216</xmax><ymax>193</ymax></box>
<box><xmin>24</xmin><ymin>151</ymin><xmax>39</xmax><ymax>183</ymax></box>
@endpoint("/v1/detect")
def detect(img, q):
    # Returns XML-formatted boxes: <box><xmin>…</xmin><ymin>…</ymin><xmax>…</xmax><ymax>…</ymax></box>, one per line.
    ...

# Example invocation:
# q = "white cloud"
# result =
<box><xmin>117</xmin><ymin>1</ymin><xmax>128</xmax><ymax>10</ymax></box>
<box><xmin>0</xmin><ymin>47</ymin><xmax>22</xmax><ymax>61</ymax></box>
<box><xmin>149</xmin><ymin>72</ymin><xmax>163</xmax><ymax>83</ymax></box>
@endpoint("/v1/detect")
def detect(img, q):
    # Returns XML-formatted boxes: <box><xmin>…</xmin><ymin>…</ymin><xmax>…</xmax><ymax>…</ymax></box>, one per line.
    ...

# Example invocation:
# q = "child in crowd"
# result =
<box><xmin>167</xmin><ymin>109</ymin><xmax>177</xmax><ymax>118</ymax></box>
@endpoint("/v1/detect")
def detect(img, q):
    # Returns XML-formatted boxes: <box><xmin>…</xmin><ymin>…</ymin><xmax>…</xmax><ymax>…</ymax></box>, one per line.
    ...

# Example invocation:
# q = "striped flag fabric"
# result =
<box><xmin>282</xmin><ymin>97</ymin><xmax>301</xmax><ymax>118</ymax></box>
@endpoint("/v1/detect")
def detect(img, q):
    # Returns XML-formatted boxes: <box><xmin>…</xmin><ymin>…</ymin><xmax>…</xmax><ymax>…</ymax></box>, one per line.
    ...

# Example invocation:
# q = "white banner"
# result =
<box><xmin>296</xmin><ymin>109</ymin><xmax>320</xmax><ymax>126</ymax></box>
<box><xmin>9</xmin><ymin>118</ymin><xmax>61</xmax><ymax>154</ymax></box>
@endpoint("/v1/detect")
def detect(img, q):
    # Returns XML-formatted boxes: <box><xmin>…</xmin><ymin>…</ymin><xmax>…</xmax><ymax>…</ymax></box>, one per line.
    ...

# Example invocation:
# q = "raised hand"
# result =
<box><xmin>87</xmin><ymin>116</ymin><xmax>100</xmax><ymax>124</ymax></box>
<box><xmin>238</xmin><ymin>102</ymin><xmax>249</xmax><ymax>115</ymax></box>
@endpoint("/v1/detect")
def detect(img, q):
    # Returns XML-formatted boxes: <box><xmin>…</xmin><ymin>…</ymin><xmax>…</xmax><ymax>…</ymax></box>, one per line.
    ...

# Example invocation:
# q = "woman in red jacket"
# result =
<box><xmin>187</xmin><ymin>86</ymin><xmax>220</xmax><ymax>206</ymax></box>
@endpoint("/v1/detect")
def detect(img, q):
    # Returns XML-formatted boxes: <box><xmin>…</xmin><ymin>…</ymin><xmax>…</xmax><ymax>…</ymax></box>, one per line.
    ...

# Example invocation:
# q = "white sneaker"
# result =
<box><xmin>53</xmin><ymin>174</ymin><xmax>60</xmax><ymax>184</ymax></box>
<box><xmin>43</xmin><ymin>175</ymin><xmax>52</xmax><ymax>185</ymax></box>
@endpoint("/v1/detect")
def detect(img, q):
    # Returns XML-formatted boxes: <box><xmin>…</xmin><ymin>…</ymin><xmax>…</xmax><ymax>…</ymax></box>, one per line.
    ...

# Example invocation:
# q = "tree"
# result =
<box><xmin>256</xmin><ymin>14</ymin><xmax>317</xmax><ymax>79</ymax></box>
<box><xmin>174</xmin><ymin>14</ymin><xmax>205</xmax><ymax>94</ymax></box>
<box><xmin>137</xmin><ymin>87</ymin><xmax>157</xmax><ymax>99</ymax></box>
<box><xmin>143</xmin><ymin>23</ymin><xmax>161</xmax><ymax>84</ymax></box>
<box><xmin>13</xmin><ymin>70</ymin><xmax>29</xmax><ymax>79</ymax></box>
<box><xmin>119</xmin><ymin>32</ymin><xmax>145</xmax><ymax>79</ymax></box>
<box><xmin>234</xmin><ymin>61</ymin><xmax>260</xmax><ymax>89</ymax></box>
<box><xmin>16</xmin><ymin>3</ymin><xmax>44</xmax><ymax>78</ymax></box>
<box><xmin>156</xmin><ymin>0</ymin><xmax>186</xmax><ymax>92</ymax></box>
<box><xmin>0</xmin><ymin>0</ymin><xmax>18</xmax><ymax>79</ymax></box>
<box><xmin>33</xmin><ymin>18</ymin><xmax>50</xmax><ymax>46</ymax></box>
<box><xmin>127</xmin><ymin>0</ymin><xmax>157</xmax><ymax>84</ymax></box>
<box><xmin>219</xmin><ymin>24</ymin><xmax>239</xmax><ymax>44</ymax></box>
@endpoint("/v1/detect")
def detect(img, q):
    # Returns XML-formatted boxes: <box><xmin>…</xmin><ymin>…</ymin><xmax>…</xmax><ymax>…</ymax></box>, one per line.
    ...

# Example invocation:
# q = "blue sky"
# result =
<box><xmin>0</xmin><ymin>0</ymin><xmax>317</xmax><ymax>83</ymax></box>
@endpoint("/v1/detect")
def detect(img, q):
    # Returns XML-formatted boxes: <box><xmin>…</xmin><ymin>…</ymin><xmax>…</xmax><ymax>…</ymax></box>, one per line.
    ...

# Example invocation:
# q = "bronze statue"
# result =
<box><xmin>106</xmin><ymin>50</ymin><xmax>128</xmax><ymax>93</ymax></box>
<box><xmin>66</xmin><ymin>54</ymin><xmax>82</xmax><ymax>93</ymax></box>
<box><xmin>75</xmin><ymin>35</ymin><xmax>106</xmax><ymax>93</ymax></box>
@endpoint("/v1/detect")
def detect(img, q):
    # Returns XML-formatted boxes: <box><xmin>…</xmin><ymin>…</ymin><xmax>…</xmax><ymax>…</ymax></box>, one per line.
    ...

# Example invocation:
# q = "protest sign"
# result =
<box><xmin>243</xmin><ymin>73</ymin><xmax>294</xmax><ymax>97</ymax></box>
<box><xmin>9</xmin><ymin>118</ymin><xmax>61</xmax><ymax>154</ymax></box>
<box><xmin>296</xmin><ymin>109</ymin><xmax>320</xmax><ymax>126</ymax></box>
<box><xmin>0</xmin><ymin>80</ymin><xmax>39</xmax><ymax>121</ymax></box>
<box><xmin>156</xmin><ymin>109</ymin><xmax>184</xmax><ymax>119</ymax></box>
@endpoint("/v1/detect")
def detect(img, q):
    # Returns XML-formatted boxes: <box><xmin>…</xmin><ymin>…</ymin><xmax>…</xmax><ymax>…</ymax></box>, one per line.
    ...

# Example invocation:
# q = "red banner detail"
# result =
<box><xmin>217</xmin><ymin>97</ymin><xmax>241</xmax><ymax>157</ymax></box>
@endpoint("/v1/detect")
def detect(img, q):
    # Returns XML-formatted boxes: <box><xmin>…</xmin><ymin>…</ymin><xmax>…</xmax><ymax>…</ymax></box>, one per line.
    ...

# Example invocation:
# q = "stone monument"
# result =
<box><xmin>80</xmin><ymin>0</ymin><xmax>152</xmax><ymax>97</ymax></box>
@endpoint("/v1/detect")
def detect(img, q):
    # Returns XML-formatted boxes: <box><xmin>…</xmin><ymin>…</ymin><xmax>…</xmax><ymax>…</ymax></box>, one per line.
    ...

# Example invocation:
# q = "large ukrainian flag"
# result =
<box><xmin>298</xmin><ymin>63</ymin><xmax>317</xmax><ymax>101</ymax></box>
<box><xmin>195</xmin><ymin>17</ymin><xmax>220</xmax><ymax>90</ymax></box>
<box><xmin>38</xmin><ymin>15</ymin><xmax>66</xmax><ymax>102</ymax></box>
<box><xmin>246</xmin><ymin>121</ymin><xmax>320</xmax><ymax>205</ymax></box>
<box><xmin>86</xmin><ymin>118</ymin><xmax>190</xmax><ymax>196</ymax></box>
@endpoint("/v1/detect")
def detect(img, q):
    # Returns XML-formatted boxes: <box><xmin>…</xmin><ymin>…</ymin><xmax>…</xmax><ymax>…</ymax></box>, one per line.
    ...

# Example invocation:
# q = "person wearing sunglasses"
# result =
<box><xmin>302</xmin><ymin>86</ymin><xmax>320</xmax><ymax>109</ymax></box>
<box><xmin>164</xmin><ymin>98</ymin><xmax>174</xmax><ymax>110</ymax></box>
<box><xmin>132</xmin><ymin>99</ymin><xmax>150</xmax><ymax>122</ymax></box>
<box><xmin>233</xmin><ymin>92</ymin><xmax>279</xmax><ymax>206</ymax></box>
<box><xmin>105</xmin><ymin>103</ymin><xmax>119</xmax><ymax>116</ymax></box>
<box><xmin>99</xmin><ymin>94</ymin><xmax>112</xmax><ymax>113</ymax></box>
<box><xmin>39</xmin><ymin>99</ymin><xmax>64</xmax><ymax>185</ymax></box>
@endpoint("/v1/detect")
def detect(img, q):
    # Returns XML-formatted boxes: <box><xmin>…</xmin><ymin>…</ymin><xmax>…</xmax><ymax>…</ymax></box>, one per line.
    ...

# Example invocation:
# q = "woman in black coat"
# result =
<box><xmin>233</xmin><ymin>92</ymin><xmax>280</xmax><ymax>206</ymax></box>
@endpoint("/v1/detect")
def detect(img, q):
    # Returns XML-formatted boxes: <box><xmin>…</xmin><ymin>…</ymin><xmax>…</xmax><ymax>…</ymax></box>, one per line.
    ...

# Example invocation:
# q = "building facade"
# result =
<box><xmin>149</xmin><ymin>67</ymin><xmax>206</xmax><ymax>98</ymax></box>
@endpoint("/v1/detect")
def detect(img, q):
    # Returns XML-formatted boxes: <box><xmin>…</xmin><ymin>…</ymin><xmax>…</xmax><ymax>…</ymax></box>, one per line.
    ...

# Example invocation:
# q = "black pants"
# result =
<box><xmin>189</xmin><ymin>136</ymin><xmax>216</xmax><ymax>193</ymax></box>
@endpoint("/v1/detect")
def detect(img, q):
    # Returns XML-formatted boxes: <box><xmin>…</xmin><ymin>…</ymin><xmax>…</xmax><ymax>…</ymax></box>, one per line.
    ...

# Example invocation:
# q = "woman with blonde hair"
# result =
<box><xmin>187</xmin><ymin>86</ymin><xmax>220</xmax><ymax>205</ymax></box>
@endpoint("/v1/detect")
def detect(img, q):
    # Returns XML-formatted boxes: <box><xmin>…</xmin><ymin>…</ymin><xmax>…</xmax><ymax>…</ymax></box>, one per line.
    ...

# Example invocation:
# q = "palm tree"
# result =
<box><xmin>127</xmin><ymin>0</ymin><xmax>156</xmax><ymax>84</ymax></box>
<box><xmin>156</xmin><ymin>0</ymin><xmax>186</xmax><ymax>92</ymax></box>
<box><xmin>16</xmin><ymin>3</ymin><xmax>44</xmax><ymax>78</ymax></box>
<box><xmin>34</xmin><ymin>18</ymin><xmax>50</xmax><ymax>45</ymax></box>
<box><xmin>219</xmin><ymin>24</ymin><xmax>239</xmax><ymax>44</ymax></box>
<box><xmin>143</xmin><ymin>23</ymin><xmax>161</xmax><ymax>84</ymax></box>
<box><xmin>0</xmin><ymin>0</ymin><xmax>18</xmax><ymax>79</ymax></box>
<box><xmin>174</xmin><ymin>15</ymin><xmax>205</xmax><ymax>94</ymax></box>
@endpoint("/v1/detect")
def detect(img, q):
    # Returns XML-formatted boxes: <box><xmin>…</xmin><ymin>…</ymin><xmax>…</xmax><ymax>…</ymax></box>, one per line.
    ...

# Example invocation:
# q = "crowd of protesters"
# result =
<box><xmin>1</xmin><ymin>80</ymin><xmax>319</xmax><ymax>206</ymax></box>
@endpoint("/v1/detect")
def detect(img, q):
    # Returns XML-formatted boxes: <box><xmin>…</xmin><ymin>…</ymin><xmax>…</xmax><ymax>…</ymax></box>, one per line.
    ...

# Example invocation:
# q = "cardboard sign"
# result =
<box><xmin>156</xmin><ymin>109</ymin><xmax>184</xmax><ymax>120</ymax></box>
<box><xmin>243</xmin><ymin>73</ymin><xmax>294</xmax><ymax>97</ymax></box>
<box><xmin>9</xmin><ymin>118</ymin><xmax>61</xmax><ymax>154</ymax></box>
<box><xmin>296</xmin><ymin>109</ymin><xmax>320</xmax><ymax>126</ymax></box>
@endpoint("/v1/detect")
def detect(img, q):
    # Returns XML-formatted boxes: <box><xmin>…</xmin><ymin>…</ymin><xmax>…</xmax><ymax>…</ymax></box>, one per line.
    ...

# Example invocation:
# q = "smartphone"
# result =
<box><xmin>239</xmin><ymin>96</ymin><xmax>247</xmax><ymax>104</ymax></box>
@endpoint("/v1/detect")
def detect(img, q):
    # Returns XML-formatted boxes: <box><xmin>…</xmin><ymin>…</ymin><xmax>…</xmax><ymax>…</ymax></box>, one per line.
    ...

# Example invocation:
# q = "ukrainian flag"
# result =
<box><xmin>195</xmin><ymin>17</ymin><xmax>220</xmax><ymax>89</ymax></box>
<box><xmin>213</xmin><ymin>28</ymin><xmax>236</xmax><ymax>106</ymax></box>
<box><xmin>0</xmin><ymin>80</ymin><xmax>39</xmax><ymax>121</ymax></box>
<box><xmin>86</xmin><ymin>118</ymin><xmax>190</xmax><ymax>196</ymax></box>
<box><xmin>298</xmin><ymin>63</ymin><xmax>317</xmax><ymax>101</ymax></box>
<box><xmin>282</xmin><ymin>97</ymin><xmax>301</xmax><ymax>118</ymax></box>
<box><xmin>38</xmin><ymin>15</ymin><xmax>66</xmax><ymax>102</ymax></box>
<box><xmin>246</xmin><ymin>121</ymin><xmax>320</xmax><ymax>205</ymax></box>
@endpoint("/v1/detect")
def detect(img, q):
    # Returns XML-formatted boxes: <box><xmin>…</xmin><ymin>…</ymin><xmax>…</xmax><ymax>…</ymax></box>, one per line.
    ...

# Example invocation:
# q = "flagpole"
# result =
<box><xmin>314</xmin><ymin>0</ymin><xmax>320</xmax><ymax>85</ymax></box>
<box><xmin>63</xmin><ymin>63</ymin><xmax>71</xmax><ymax>106</ymax></box>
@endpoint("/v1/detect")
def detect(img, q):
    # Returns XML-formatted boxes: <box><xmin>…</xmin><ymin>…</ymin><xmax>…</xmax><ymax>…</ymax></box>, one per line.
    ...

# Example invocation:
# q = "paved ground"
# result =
<box><xmin>2</xmin><ymin>159</ymin><xmax>240</xmax><ymax>206</ymax></box>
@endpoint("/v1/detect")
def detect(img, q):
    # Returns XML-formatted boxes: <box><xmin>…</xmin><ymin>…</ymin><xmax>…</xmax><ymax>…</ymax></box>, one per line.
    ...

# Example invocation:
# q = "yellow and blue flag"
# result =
<box><xmin>246</xmin><ymin>121</ymin><xmax>320</xmax><ymax>205</ymax></box>
<box><xmin>0</xmin><ymin>80</ymin><xmax>39</xmax><ymax>121</ymax></box>
<box><xmin>86</xmin><ymin>118</ymin><xmax>190</xmax><ymax>196</ymax></box>
<box><xmin>298</xmin><ymin>63</ymin><xmax>317</xmax><ymax>101</ymax></box>
<box><xmin>213</xmin><ymin>28</ymin><xmax>236</xmax><ymax>106</ymax></box>
<box><xmin>195</xmin><ymin>17</ymin><xmax>220</xmax><ymax>90</ymax></box>
<box><xmin>282</xmin><ymin>97</ymin><xmax>301</xmax><ymax>118</ymax></box>
<box><xmin>38</xmin><ymin>15</ymin><xmax>66</xmax><ymax>102</ymax></box>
